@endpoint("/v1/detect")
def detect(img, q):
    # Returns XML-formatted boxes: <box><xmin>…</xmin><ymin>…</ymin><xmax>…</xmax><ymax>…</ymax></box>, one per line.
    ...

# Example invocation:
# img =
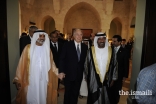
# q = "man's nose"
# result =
<box><xmin>101</xmin><ymin>40</ymin><xmax>104</xmax><ymax>42</ymax></box>
<box><xmin>41</xmin><ymin>36</ymin><xmax>45</xmax><ymax>38</ymax></box>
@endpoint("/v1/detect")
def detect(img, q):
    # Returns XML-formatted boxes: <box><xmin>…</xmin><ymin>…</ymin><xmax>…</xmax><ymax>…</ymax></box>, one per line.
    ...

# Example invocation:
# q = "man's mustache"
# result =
<box><xmin>37</xmin><ymin>39</ymin><xmax>45</xmax><ymax>44</ymax></box>
<box><xmin>99</xmin><ymin>42</ymin><xmax>104</xmax><ymax>44</ymax></box>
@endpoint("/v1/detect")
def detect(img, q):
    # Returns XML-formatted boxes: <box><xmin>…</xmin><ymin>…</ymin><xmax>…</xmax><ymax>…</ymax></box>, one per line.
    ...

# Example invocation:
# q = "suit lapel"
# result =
<box><xmin>27</xmin><ymin>35</ymin><xmax>31</xmax><ymax>43</ymax></box>
<box><xmin>50</xmin><ymin>41</ymin><xmax>54</xmax><ymax>49</ymax></box>
<box><xmin>117</xmin><ymin>46</ymin><xmax>123</xmax><ymax>57</ymax></box>
<box><xmin>50</xmin><ymin>41</ymin><xmax>52</xmax><ymax>49</ymax></box>
<box><xmin>50</xmin><ymin>41</ymin><xmax>58</xmax><ymax>54</ymax></box>
<box><xmin>58</xmin><ymin>42</ymin><xmax>62</xmax><ymax>53</ymax></box>
<box><xmin>80</xmin><ymin>43</ymin><xmax>83</xmax><ymax>61</ymax></box>
<box><xmin>58</xmin><ymin>43</ymin><xmax>60</xmax><ymax>52</ymax></box>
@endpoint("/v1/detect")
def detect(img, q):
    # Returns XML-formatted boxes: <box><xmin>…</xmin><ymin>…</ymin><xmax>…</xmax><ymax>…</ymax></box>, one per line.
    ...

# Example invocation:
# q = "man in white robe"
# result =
<box><xmin>13</xmin><ymin>30</ymin><xmax>59</xmax><ymax>104</ymax></box>
<box><xmin>84</xmin><ymin>32</ymin><xmax>116</xmax><ymax>104</ymax></box>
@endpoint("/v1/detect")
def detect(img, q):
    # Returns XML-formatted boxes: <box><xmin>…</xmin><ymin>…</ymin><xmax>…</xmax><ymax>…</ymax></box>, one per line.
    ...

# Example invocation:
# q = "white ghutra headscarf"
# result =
<box><xmin>93</xmin><ymin>32</ymin><xmax>109</xmax><ymax>47</ymax></box>
<box><xmin>29</xmin><ymin>30</ymin><xmax>50</xmax><ymax>82</ymax></box>
<box><xmin>27</xmin><ymin>30</ymin><xmax>51</xmax><ymax>104</ymax></box>
<box><xmin>94</xmin><ymin>32</ymin><xmax>109</xmax><ymax>81</ymax></box>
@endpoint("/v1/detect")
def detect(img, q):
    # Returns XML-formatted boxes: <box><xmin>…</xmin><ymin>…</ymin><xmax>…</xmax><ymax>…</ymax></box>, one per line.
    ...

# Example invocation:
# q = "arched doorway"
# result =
<box><xmin>41</xmin><ymin>16</ymin><xmax>55</xmax><ymax>35</ymax></box>
<box><xmin>64</xmin><ymin>2</ymin><xmax>101</xmax><ymax>38</ymax></box>
<box><xmin>109</xmin><ymin>17</ymin><xmax>122</xmax><ymax>39</ymax></box>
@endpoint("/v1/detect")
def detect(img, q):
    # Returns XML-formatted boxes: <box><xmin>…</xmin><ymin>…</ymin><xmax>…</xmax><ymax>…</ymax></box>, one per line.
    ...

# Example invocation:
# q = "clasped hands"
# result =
<box><xmin>58</xmin><ymin>73</ymin><xmax>65</xmax><ymax>80</ymax></box>
<box><xmin>13</xmin><ymin>73</ymin><xmax>66</xmax><ymax>90</ymax></box>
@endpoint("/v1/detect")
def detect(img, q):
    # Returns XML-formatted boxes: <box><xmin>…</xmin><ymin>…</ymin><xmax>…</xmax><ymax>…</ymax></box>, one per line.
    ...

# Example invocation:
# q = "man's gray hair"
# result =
<box><xmin>73</xmin><ymin>28</ymin><xmax>82</xmax><ymax>36</ymax></box>
<box><xmin>29</xmin><ymin>25</ymin><xmax>38</xmax><ymax>32</ymax></box>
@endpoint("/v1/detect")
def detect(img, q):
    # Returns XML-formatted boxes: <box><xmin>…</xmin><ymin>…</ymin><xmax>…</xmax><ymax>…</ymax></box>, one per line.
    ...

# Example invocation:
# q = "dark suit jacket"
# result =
<box><xmin>59</xmin><ymin>41</ymin><xmax>88</xmax><ymax>81</ymax></box>
<box><xmin>108</xmin><ymin>46</ymin><xmax>129</xmax><ymax>104</ymax></box>
<box><xmin>116</xmin><ymin>46</ymin><xmax>129</xmax><ymax>82</ymax></box>
<box><xmin>58</xmin><ymin>38</ymin><xmax>66</xmax><ymax>44</ymax></box>
<box><xmin>19</xmin><ymin>35</ymin><xmax>31</xmax><ymax>55</ymax></box>
<box><xmin>50</xmin><ymin>41</ymin><xmax>63</xmax><ymax>68</ymax></box>
<box><xmin>89</xmin><ymin>39</ymin><xmax>93</xmax><ymax>46</ymax></box>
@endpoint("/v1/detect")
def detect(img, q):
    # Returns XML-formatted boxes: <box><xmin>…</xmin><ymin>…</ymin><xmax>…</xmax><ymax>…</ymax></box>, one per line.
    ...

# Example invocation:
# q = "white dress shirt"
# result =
<box><xmin>115</xmin><ymin>45</ymin><xmax>120</xmax><ymax>53</ymax></box>
<box><xmin>74</xmin><ymin>40</ymin><xmax>81</xmax><ymax>53</ymax></box>
<box><xmin>51</xmin><ymin>41</ymin><xmax>58</xmax><ymax>51</ymax></box>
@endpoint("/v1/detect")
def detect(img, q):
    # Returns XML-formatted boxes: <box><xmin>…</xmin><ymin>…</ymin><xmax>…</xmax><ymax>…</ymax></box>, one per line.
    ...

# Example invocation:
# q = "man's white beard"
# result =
<box><xmin>37</xmin><ymin>39</ymin><xmax>44</xmax><ymax>45</ymax></box>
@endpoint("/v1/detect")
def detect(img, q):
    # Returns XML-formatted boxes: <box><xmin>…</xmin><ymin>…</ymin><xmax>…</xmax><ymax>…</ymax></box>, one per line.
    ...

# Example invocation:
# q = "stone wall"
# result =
<box><xmin>19</xmin><ymin>0</ymin><xmax>136</xmax><ymax>40</ymax></box>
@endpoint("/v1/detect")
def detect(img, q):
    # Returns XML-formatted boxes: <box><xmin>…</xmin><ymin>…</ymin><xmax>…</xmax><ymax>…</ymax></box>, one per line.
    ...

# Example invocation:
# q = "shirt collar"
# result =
<box><xmin>74</xmin><ymin>40</ymin><xmax>81</xmax><ymax>46</ymax></box>
<box><xmin>74</xmin><ymin>40</ymin><xmax>81</xmax><ymax>52</ymax></box>
<box><xmin>115</xmin><ymin>45</ymin><xmax>120</xmax><ymax>52</ymax></box>
<box><xmin>51</xmin><ymin>41</ymin><xmax>58</xmax><ymax>45</ymax></box>
<box><xmin>29</xmin><ymin>34</ymin><xmax>32</xmax><ymax>39</ymax></box>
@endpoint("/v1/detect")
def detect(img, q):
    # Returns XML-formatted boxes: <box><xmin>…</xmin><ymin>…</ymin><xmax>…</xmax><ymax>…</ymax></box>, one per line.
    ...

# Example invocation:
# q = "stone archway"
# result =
<box><xmin>109</xmin><ymin>17</ymin><xmax>122</xmax><ymax>39</ymax></box>
<box><xmin>41</xmin><ymin>16</ymin><xmax>55</xmax><ymax>35</ymax></box>
<box><xmin>64</xmin><ymin>2</ymin><xmax>101</xmax><ymax>35</ymax></box>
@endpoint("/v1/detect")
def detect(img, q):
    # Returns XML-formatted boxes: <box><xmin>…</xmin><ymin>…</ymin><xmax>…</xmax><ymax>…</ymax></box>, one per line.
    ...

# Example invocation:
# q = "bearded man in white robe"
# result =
<box><xmin>13</xmin><ymin>30</ymin><xmax>59</xmax><ymax>104</ymax></box>
<box><xmin>85</xmin><ymin>32</ymin><xmax>117</xmax><ymax>104</ymax></box>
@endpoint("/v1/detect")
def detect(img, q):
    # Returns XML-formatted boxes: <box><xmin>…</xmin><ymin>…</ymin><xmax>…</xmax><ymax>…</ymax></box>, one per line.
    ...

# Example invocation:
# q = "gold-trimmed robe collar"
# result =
<box><xmin>91</xmin><ymin>46</ymin><xmax>112</xmax><ymax>83</ymax></box>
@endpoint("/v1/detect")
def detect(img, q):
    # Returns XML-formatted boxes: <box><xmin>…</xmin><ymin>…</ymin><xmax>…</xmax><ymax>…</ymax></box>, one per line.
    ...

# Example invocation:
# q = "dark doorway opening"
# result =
<box><xmin>72</xmin><ymin>29</ymin><xmax>93</xmax><ymax>39</ymax></box>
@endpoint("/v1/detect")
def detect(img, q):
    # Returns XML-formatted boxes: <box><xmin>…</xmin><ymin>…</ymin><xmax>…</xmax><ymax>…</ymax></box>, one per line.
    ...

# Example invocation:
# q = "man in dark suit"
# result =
<box><xmin>19</xmin><ymin>25</ymin><xmax>38</xmax><ymax>55</ymax></box>
<box><xmin>59</xmin><ymin>29</ymin><xmax>88</xmax><ymax>104</ymax></box>
<box><xmin>49</xmin><ymin>31</ymin><xmax>63</xmax><ymax>68</ymax></box>
<box><xmin>49</xmin><ymin>31</ymin><xmax>63</xmax><ymax>96</ymax></box>
<box><xmin>121</xmin><ymin>39</ymin><xmax>127</xmax><ymax>48</ymax></box>
<box><xmin>108</xmin><ymin>35</ymin><xmax>129</xmax><ymax>104</ymax></box>
<box><xmin>55</xmin><ymin>30</ymin><xmax>66</xmax><ymax>44</ymax></box>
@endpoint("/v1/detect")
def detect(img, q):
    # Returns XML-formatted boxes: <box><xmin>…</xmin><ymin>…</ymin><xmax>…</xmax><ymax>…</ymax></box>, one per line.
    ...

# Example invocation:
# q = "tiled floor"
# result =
<box><xmin>58</xmin><ymin>83</ymin><xmax>129</xmax><ymax>104</ymax></box>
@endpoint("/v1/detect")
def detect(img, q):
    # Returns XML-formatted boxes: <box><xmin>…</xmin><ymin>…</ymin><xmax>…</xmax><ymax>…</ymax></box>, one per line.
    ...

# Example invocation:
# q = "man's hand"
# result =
<box><xmin>123</xmin><ymin>77</ymin><xmax>126</xmax><ymax>82</ymax></box>
<box><xmin>58</xmin><ymin>73</ymin><xmax>65</xmax><ymax>80</ymax></box>
<box><xmin>13</xmin><ymin>82</ymin><xmax>21</xmax><ymax>90</ymax></box>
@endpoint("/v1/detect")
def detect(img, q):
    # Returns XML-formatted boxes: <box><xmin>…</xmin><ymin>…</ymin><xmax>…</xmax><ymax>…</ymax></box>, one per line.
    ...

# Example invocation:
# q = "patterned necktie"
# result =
<box><xmin>122</xmin><ymin>45</ymin><xmax>125</xmax><ymax>48</ymax></box>
<box><xmin>77</xmin><ymin>44</ymin><xmax>80</xmax><ymax>61</ymax></box>
<box><xmin>113</xmin><ymin>47</ymin><xmax>118</xmax><ymax>80</ymax></box>
<box><xmin>54</xmin><ymin>43</ymin><xmax>57</xmax><ymax>51</ymax></box>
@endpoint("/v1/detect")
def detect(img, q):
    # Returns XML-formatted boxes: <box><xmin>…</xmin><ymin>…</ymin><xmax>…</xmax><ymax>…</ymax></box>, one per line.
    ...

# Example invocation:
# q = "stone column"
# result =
<box><xmin>127</xmin><ymin>0</ymin><xmax>146</xmax><ymax>103</ymax></box>
<box><xmin>7</xmin><ymin>0</ymin><xmax>20</xmax><ymax>102</ymax></box>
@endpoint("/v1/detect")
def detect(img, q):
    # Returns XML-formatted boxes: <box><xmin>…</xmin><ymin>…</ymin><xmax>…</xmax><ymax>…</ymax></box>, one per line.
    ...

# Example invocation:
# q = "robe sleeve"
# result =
<box><xmin>84</xmin><ymin>49</ymin><xmax>90</xmax><ymax>80</ymax></box>
<box><xmin>13</xmin><ymin>44</ymin><xmax>30</xmax><ymax>84</ymax></box>
<box><xmin>47</xmin><ymin>51</ymin><xmax>58</xmax><ymax>104</ymax></box>
<box><xmin>50</xmin><ymin>51</ymin><xmax>58</xmax><ymax>76</ymax></box>
<box><xmin>13</xmin><ymin>45</ymin><xmax>30</xmax><ymax>104</ymax></box>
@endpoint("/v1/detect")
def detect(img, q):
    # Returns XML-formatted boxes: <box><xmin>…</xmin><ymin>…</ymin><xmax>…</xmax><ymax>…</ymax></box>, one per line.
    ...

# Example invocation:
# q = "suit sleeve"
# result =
<box><xmin>13</xmin><ymin>44</ymin><xmax>29</xmax><ymax>84</ymax></box>
<box><xmin>50</xmin><ymin>51</ymin><xmax>58</xmax><ymax>76</ymax></box>
<box><xmin>59</xmin><ymin>42</ymin><xmax>68</xmax><ymax>73</ymax></box>
<box><xmin>123</xmin><ymin>49</ymin><xmax>129</xmax><ymax>78</ymax></box>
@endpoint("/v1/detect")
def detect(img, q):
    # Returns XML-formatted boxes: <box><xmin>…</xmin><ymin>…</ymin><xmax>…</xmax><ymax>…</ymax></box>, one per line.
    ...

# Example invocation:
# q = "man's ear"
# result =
<box><xmin>119</xmin><ymin>41</ymin><xmax>122</xmax><ymax>44</ymax></box>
